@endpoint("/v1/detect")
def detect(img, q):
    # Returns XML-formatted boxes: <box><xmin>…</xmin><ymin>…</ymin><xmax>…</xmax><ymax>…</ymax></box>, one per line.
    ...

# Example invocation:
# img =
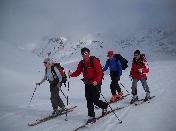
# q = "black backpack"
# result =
<box><xmin>113</xmin><ymin>54</ymin><xmax>128</xmax><ymax>70</ymax></box>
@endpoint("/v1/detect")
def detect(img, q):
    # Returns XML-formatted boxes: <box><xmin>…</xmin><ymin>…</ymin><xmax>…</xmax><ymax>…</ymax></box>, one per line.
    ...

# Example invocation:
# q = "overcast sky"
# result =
<box><xmin>0</xmin><ymin>0</ymin><xmax>176</xmax><ymax>45</ymax></box>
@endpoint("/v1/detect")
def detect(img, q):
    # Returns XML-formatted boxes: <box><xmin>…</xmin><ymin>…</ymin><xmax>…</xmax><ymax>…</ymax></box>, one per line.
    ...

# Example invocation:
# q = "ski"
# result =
<box><xmin>95</xmin><ymin>94</ymin><xmax>130</xmax><ymax>109</ymax></box>
<box><xmin>28</xmin><ymin>106</ymin><xmax>77</xmax><ymax>126</ymax></box>
<box><xmin>73</xmin><ymin>106</ymin><xmax>125</xmax><ymax>131</ymax></box>
<box><xmin>134</xmin><ymin>96</ymin><xmax>156</xmax><ymax>106</ymax></box>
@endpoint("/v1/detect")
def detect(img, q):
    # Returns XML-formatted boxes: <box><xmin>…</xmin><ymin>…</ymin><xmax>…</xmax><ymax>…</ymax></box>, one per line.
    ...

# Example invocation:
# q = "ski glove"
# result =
<box><xmin>138</xmin><ymin>69</ymin><xmax>143</xmax><ymax>74</ymax></box>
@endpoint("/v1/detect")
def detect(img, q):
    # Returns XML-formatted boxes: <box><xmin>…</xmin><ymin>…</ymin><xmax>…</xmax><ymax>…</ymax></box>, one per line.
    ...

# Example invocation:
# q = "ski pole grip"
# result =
<box><xmin>68</xmin><ymin>70</ymin><xmax>71</xmax><ymax>78</ymax></box>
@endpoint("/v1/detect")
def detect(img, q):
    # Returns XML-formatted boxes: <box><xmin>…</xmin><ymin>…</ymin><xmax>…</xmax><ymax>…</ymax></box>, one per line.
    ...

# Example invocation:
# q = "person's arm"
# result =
<box><xmin>37</xmin><ymin>73</ymin><xmax>47</xmax><ymax>85</ymax></box>
<box><xmin>102</xmin><ymin>60</ymin><xmax>109</xmax><ymax>72</ymax></box>
<box><xmin>54</xmin><ymin>67</ymin><xmax>62</xmax><ymax>82</ymax></box>
<box><xmin>130</xmin><ymin>61</ymin><xmax>135</xmax><ymax>77</ymax></box>
<box><xmin>70</xmin><ymin>61</ymin><xmax>82</xmax><ymax>77</ymax></box>
<box><xmin>93</xmin><ymin>59</ymin><xmax>103</xmax><ymax>84</ymax></box>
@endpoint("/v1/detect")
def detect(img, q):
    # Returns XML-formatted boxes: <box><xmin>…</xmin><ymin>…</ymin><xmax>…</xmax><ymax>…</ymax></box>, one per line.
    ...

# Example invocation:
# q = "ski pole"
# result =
<box><xmin>60</xmin><ymin>88</ymin><xmax>71</xmax><ymax>105</ymax></box>
<box><xmin>120</xmin><ymin>82</ymin><xmax>130</xmax><ymax>94</ymax></box>
<box><xmin>28</xmin><ymin>85</ymin><xmax>38</xmax><ymax>106</ymax></box>
<box><xmin>65</xmin><ymin>70</ymin><xmax>70</xmax><ymax>121</ymax></box>
<box><xmin>99</xmin><ymin>90</ymin><xmax>122</xmax><ymax>124</ymax></box>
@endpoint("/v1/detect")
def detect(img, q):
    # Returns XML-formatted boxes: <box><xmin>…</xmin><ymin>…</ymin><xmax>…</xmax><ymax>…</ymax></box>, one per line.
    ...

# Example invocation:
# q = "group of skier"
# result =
<box><xmin>36</xmin><ymin>47</ymin><xmax>151</xmax><ymax>123</ymax></box>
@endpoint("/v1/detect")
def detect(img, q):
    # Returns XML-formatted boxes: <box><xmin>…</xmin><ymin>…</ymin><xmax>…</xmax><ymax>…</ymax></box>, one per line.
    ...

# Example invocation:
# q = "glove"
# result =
<box><xmin>93</xmin><ymin>81</ymin><xmax>98</xmax><ymax>86</ymax></box>
<box><xmin>129</xmin><ymin>75</ymin><xmax>133</xmax><ymax>81</ymax></box>
<box><xmin>138</xmin><ymin>69</ymin><xmax>143</xmax><ymax>74</ymax></box>
<box><xmin>68</xmin><ymin>71</ymin><xmax>72</xmax><ymax>77</ymax></box>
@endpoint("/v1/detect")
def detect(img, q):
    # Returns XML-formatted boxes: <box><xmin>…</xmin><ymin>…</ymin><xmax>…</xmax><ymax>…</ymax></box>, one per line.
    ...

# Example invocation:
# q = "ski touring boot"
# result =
<box><xmin>144</xmin><ymin>92</ymin><xmax>151</xmax><ymax>102</ymax></box>
<box><xmin>130</xmin><ymin>95</ymin><xmax>138</xmax><ymax>104</ymax></box>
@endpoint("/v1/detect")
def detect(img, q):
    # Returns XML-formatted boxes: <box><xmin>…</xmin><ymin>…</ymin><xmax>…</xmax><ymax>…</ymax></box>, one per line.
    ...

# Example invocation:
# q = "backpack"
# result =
<box><xmin>46</xmin><ymin>63</ymin><xmax>67</xmax><ymax>85</ymax></box>
<box><xmin>133</xmin><ymin>54</ymin><xmax>148</xmax><ymax>67</ymax></box>
<box><xmin>80</xmin><ymin>56</ymin><xmax>104</xmax><ymax>85</ymax></box>
<box><xmin>113</xmin><ymin>54</ymin><xmax>128</xmax><ymax>70</ymax></box>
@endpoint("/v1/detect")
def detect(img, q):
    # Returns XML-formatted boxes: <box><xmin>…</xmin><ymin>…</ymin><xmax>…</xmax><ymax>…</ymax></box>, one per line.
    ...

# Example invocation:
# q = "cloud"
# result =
<box><xmin>0</xmin><ymin>0</ymin><xmax>175</xmax><ymax>45</ymax></box>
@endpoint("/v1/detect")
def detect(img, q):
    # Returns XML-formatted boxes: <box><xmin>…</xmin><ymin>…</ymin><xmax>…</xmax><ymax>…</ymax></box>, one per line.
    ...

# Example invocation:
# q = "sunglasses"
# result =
<box><xmin>82</xmin><ymin>52</ymin><xmax>89</xmax><ymax>56</ymax></box>
<box><xmin>134</xmin><ymin>54</ymin><xmax>139</xmax><ymax>57</ymax></box>
<box><xmin>43</xmin><ymin>62</ymin><xmax>47</xmax><ymax>64</ymax></box>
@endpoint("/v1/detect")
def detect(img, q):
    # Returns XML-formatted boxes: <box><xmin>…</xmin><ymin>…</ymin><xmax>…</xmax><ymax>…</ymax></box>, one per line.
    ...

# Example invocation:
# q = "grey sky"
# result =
<box><xmin>0</xmin><ymin>0</ymin><xmax>176</xmax><ymax>45</ymax></box>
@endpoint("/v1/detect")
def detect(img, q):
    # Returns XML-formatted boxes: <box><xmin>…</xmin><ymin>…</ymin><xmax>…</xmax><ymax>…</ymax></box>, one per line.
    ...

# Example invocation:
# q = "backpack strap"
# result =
<box><xmin>80</xmin><ymin>56</ymin><xmax>97</xmax><ymax>81</ymax></box>
<box><xmin>90</xmin><ymin>56</ymin><xmax>95</xmax><ymax>68</ymax></box>
<box><xmin>107</xmin><ymin>59</ymin><xmax>112</xmax><ymax>70</ymax></box>
<box><xmin>45</xmin><ymin>68</ymin><xmax>48</xmax><ymax>81</ymax></box>
<box><xmin>51</xmin><ymin>65</ymin><xmax>59</xmax><ymax>80</ymax></box>
<box><xmin>81</xmin><ymin>56</ymin><xmax>95</xmax><ymax>71</ymax></box>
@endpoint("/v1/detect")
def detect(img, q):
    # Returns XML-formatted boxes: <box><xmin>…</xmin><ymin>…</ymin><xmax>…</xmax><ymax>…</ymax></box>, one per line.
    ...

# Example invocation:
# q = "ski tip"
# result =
<box><xmin>119</xmin><ymin>120</ymin><xmax>122</xmax><ymax>124</ymax></box>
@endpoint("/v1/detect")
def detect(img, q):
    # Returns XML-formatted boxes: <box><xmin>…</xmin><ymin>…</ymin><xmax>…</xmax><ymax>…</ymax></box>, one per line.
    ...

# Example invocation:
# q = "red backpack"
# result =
<box><xmin>45</xmin><ymin>63</ymin><xmax>67</xmax><ymax>86</ymax></box>
<box><xmin>53</xmin><ymin>63</ymin><xmax>67</xmax><ymax>83</ymax></box>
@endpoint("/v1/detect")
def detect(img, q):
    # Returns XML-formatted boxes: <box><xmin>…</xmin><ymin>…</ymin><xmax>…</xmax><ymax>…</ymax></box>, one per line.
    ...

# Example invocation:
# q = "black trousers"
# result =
<box><xmin>110</xmin><ymin>71</ymin><xmax>121</xmax><ymax>96</ymax></box>
<box><xmin>85</xmin><ymin>84</ymin><xmax>108</xmax><ymax>117</ymax></box>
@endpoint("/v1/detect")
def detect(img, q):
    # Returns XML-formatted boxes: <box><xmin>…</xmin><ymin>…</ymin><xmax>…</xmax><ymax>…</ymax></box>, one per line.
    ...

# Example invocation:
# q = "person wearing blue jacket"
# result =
<box><xmin>103</xmin><ymin>51</ymin><xmax>123</xmax><ymax>102</ymax></box>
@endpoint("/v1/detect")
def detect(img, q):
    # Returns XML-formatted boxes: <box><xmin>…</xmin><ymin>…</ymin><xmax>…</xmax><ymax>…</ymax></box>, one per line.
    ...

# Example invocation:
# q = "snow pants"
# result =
<box><xmin>131</xmin><ymin>78</ymin><xmax>150</xmax><ymax>96</ymax></box>
<box><xmin>85</xmin><ymin>84</ymin><xmax>108</xmax><ymax>117</ymax></box>
<box><xmin>110</xmin><ymin>71</ymin><xmax>121</xmax><ymax>95</ymax></box>
<box><xmin>50</xmin><ymin>82</ymin><xmax>65</xmax><ymax>110</ymax></box>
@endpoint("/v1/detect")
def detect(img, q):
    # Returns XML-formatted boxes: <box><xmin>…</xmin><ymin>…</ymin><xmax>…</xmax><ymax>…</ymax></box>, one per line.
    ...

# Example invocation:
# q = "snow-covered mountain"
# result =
<box><xmin>31</xmin><ymin>27</ymin><xmax>176</xmax><ymax>66</ymax></box>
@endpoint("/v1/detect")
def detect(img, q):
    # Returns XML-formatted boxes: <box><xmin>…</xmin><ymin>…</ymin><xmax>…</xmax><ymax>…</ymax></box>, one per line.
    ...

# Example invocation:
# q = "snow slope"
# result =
<box><xmin>1</xmin><ymin>0</ymin><xmax>176</xmax><ymax>130</ymax></box>
<box><xmin>0</xmin><ymin>42</ymin><xmax>176</xmax><ymax>131</ymax></box>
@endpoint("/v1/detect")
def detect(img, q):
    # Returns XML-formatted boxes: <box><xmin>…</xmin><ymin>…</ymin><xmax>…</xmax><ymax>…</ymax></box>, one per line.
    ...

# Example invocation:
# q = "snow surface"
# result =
<box><xmin>0</xmin><ymin>42</ymin><xmax>176</xmax><ymax>131</ymax></box>
<box><xmin>1</xmin><ymin>0</ymin><xmax>176</xmax><ymax>131</ymax></box>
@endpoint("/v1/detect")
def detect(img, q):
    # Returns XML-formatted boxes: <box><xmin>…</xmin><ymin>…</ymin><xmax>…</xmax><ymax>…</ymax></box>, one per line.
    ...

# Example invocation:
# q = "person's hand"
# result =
<box><xmin>129</xmin><ymin>75</ymin><xmax>132</xmax><ymax>81</ymax></box>
<box><xmin>93</xmin><ymin>81</ymin><xmax>98</xmax><ymax>86</ymax></box>
<box><xmin>68</xmin><ymin>71</ymin><xmax>72</xmax><ymax>77</ymax></box>
<box><xmin>36</xmin><ymin>82</ymin><xmax>40</xmax><ymax>86</ymax></box>
<box><xmin>138</xmin><ymin>69</ymin><xmax>142</xmax><ymax>74</ymax></box>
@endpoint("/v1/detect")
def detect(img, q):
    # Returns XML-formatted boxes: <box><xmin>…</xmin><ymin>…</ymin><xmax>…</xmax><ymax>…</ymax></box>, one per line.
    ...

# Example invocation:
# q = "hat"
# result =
<box><xmin>43</xmin><ymin>58</ymin><xmax>52</xmax><ymax>64</ymax></box>
<box><xmin>107</xmin><ymin>51</ymin><xmax>113</xmax><ymax>57</ymax></box>
<box><xmin>134</xmin><ymin>50</ymin><xmax>140</xmax><ymax>55</ymax></box>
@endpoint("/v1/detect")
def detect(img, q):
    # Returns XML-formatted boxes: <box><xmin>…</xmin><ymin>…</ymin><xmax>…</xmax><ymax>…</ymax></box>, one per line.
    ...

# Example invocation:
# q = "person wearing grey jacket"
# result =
<box><xmin>36</xmin><ymin>58</ymin><xmax>65</xmax><ymax>115</ymax></box>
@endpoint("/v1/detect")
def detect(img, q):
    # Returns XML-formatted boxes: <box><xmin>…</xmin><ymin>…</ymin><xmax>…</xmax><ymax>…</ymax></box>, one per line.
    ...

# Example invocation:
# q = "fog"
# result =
<box><xmin>0</xmin><ymin>0</ymin><xmax>176</xmax><ymax>45</ymax></box>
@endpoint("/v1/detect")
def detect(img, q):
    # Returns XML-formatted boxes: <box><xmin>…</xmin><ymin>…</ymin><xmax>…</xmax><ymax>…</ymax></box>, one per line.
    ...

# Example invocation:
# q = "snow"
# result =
<box><xmin>0</xmin><ymin>42</ymin><xmax>176</xmax><ymax>131</ymax></box>
<box><xmin>1</xmin><ymin>0</ymin><xmax>176</xmax><ymax>131</ymax></box>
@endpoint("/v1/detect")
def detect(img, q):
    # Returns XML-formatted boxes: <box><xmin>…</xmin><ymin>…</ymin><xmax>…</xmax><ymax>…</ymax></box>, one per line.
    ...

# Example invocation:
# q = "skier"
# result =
<box><xmin>36</xmin><ymin>58</ymin><xmax>66</xmax><ymax>115</ymax></box>
<box><xmin>129</xmin><ymin>50</ymin><xmax>151</xmax><ymax>104</ymax></box>
<box><xmin>68</xmin><ymin>47</ymin><xmax>108</xmax><ymax>123</ymax></box>
<box><xmin>103</xmin><ymin>51</ymin><xmax>123</xmax><ymax>102</ymax></box>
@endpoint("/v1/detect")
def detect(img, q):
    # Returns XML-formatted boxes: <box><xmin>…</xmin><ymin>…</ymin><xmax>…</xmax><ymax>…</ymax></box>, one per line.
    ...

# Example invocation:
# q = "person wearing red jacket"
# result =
<box><xmin>130</xmin><ymin>50</ymin><xmax>151</xmax><ymax>104</ymax></box>
<box><xmin>68</xmin><ymin>47</ymin><xmax>108</xmax><ymax>123</ymax></box>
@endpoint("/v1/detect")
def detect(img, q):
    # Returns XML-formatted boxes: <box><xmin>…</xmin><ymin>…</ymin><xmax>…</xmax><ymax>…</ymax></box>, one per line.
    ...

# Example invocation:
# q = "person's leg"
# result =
<box><xmin>131</xmin><ymin>79</ymin><xmax>138</xmax><ymax>96</ymax></box>
<box><xmin>50</xmin><ymin>84</ymin><xmax>65</xmax><ymax>112</ymax></box>
<box><xmin>93</xmin><ymin>85</ymin><xmax>108</xmax><ymax>109</ymax></box>
<box><xmin>57</xmin><ymin>83</ymin><xmax>65</xmax><ymax>109</ymax></box>
<box><xmin>50</xmin><ymin>85</ymin><xmax>58</xmax><ymax>110</ymax></box>
<box><xmin>110</xmin><ymin>72</ymin><xmax>117</xmax><ymax>96</ymax></box>
<box><xmin>114</xmin><ymin>75</ymin><xmax>123</xmax><ymax>97</ymax></box>
<box><xmin>140</xmin><ymin>79</ymin><xmax>150</xmax><ymax>100</ymax></box>
<box><xmin>130</xmin><ymin>79</ymin><xmax>139</xmax><ymax>104</ymax></box>
<box><xmin>85</xmin><ymin>84</ymin><xmax>95</xmax><ymax>117</ymax></box>
<box><xmin>140</xmin><ymin>79</ymin><xmax>150</xmax><ymax>93</ymax></box>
